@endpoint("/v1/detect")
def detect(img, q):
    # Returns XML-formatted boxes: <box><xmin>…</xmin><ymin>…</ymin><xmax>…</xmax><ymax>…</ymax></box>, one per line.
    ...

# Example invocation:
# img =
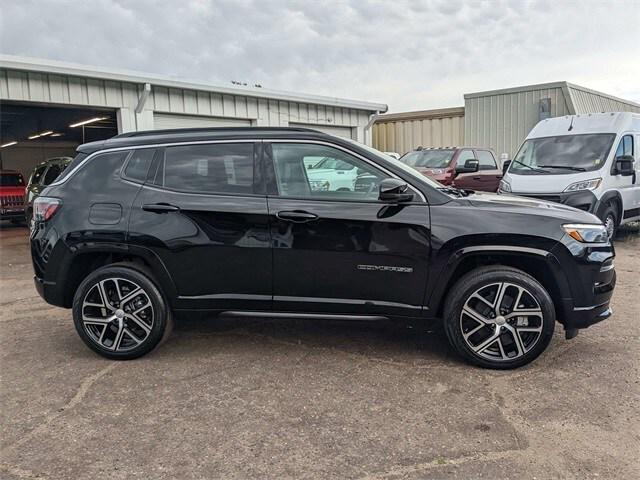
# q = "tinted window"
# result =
<box><xmin>476</xmin><ymin>150</ymin><xmax>497</xmax><ymax>171</ymax></box>
<box><xmin>30</xmin><ymin>166</ymin><xmax>47</xmax><ymax>185</ymax></box>
<box><xmin>400</xmin><ymin>150</ymin><xmax>455</xmax><ymax>168</ymax></box>
<box><xmin>615</xmin><ymin>135</ymin><xmax>634</xmax><ymax>157</ymax></box>
<box><xmin>157</xmin><ymin>143</ymin><xmax>254</xmax><ymax>194</ymax></box>
<box><xmin>271</xmin><ymin>143</ymin><xmax>388</xmax><ymax>200</ymax></box>
<box><xmin>0</xmin><ymin>173</ymin><xmax>24</xmax><ymax>186</ymax></box>
<box><xmin>42</xmin><ymin>165</ymin><xmax>62</xmax><ymax>185</ymax></box>
<box><xmin>54</xmin><ymin>153</ymin><xmax>87</xmax><ymax>183</ymax></box>
<box><xmin>124</xmin><ymin>149</ymin><xmax>155</xmax><ymax>182</ymax></box>
<box><xmin>510</xmin><ymin>134</ymin><xmax>615</xmax><ymax>175</ymax></box>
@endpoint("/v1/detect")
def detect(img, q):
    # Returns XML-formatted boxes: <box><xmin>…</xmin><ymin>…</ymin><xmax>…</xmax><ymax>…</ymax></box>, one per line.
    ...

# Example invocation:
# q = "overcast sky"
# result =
<box><xmin>1</xmin><ymin>0</ymin><xmax>639</xmax><ymax>112</ymax></box>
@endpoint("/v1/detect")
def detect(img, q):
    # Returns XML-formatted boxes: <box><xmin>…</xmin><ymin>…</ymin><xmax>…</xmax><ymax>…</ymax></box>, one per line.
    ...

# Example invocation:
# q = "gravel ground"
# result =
<box><xmin>1</xmin><ymin>224</ymin><xmax>638</xmax><ymax>479</ymax></box>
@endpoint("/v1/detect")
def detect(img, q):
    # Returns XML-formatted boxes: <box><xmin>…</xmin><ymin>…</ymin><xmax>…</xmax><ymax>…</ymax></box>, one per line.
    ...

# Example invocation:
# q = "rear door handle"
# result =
<box><xmin>142</xmin><ymin>203</ymin><xmax>180</xmax><ymax>213</ymax></box>
<box><xmin>276</xmin><ymin>210</ymin><xmax>319</xmax><ymax>223</ymax></box>
<box><xmin>472</xmin><ymin>176</ymin><xmax>482</xmax><ymax>180</ymax></box>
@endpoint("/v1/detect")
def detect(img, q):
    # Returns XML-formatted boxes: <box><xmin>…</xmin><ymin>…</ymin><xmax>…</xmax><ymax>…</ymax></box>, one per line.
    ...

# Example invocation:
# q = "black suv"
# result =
<box><xmin>31</xmin><ymin>128</ymin><xmax>616</xmax><ymax>369</ymax></box>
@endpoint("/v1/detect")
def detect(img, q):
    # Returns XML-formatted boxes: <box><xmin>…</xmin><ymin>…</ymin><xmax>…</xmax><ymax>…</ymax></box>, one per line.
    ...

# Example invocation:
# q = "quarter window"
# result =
<box><xmin>271</xmin><ymin>143</ymin><xmax>388</xmax><ymax>200</ymax></box>
<box><xmin>124</xmin><ymin>149</ymin><xmax>155</xmax><ymax>182</ymax></box>
<box><xmin>475</xmin><ymin>150</ymin><xmax>497</xmax><ymax>170</ymax></box>
<box><xmin>154</xmin><ymin>143</ymin><xmax>254</xmax><ymax>194</ymax></box>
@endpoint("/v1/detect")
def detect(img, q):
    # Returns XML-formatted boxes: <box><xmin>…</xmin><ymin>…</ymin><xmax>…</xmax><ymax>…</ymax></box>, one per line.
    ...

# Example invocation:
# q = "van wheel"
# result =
<box><xmin>600</xmin><ymin>204</ymin><xmax>618</xmax><ymax>239</ymax></box>
<box><xmin>443</xmin><ymin>266</ymin><xmax>555</xmax><ymax>369</ymax></box>
<box><xmin>72</xmin><ymin>265</ymin><xmax>171</xmax><ymax>360</ymax></box>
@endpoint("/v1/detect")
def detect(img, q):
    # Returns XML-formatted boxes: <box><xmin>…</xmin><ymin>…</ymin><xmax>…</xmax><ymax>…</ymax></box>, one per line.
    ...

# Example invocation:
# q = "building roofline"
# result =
<box><xmin>0</xmin><ymin>54</ymin><xmax>388</xmax><ymax>113</ymax></box>
<box><xmin>374</xmin><ymin>106</ymin><xmax>465</xmax><ymax>123</ymax></box>
<box><xmin>464</xmin><ymin>81</ymin><xmax>640</xmax><ymax>108</ymax></box>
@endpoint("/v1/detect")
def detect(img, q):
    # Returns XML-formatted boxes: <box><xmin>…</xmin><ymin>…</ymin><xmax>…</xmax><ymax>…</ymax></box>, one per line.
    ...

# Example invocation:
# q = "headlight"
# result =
<box><xmin>309</xmin><ymin>180</ymin><xmax>330</xmax><ymax>191</ymax></box>
<box><xmin>562</xmin><ymin>223</ymin><xmax>608</xmax><ymax>243</ymax></box>
<box><xmin>563</xmin><ymin>178</ymin><xmax>602</xmax><ymax>192</ymax></box>
<box><xmin>498</xmin><ymin>179</ymin><xmax>511</xmax><ymax>193</ymax></box>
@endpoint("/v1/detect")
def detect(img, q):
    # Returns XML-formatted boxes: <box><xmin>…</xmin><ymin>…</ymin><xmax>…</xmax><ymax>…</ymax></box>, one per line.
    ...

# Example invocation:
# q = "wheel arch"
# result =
<box><xmin>428</xmin><ymin>245</ymin><xmax>571</xmax><ymax>322</ymax></box>
<box><xmin>58</xmin><ymin>244</ymin><xmax>177</xmax><ymax>308</ymax></box>
<box><xmin>596</xmin><ymin>190</ymin><xmax>623</xmax><ymax>224</ymax></box>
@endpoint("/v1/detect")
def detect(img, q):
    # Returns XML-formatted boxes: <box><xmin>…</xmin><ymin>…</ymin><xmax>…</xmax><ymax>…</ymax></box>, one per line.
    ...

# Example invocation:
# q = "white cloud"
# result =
<box><xmin>1</xmin><ymin>0</ymin><xmax>638</xmax><ymax>112</ymax></box>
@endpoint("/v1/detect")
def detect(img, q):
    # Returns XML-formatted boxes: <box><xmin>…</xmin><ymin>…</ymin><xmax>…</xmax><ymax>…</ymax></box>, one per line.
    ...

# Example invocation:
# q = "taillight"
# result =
<box><xmin>33</xmin><ymin>197</ymin><xmax>61</xmax><ymax>222</ymax></box>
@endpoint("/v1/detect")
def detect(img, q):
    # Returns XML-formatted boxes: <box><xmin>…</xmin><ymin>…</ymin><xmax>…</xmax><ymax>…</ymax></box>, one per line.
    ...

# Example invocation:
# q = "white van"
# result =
<box><xmin>499</xmin><ymin>112</ymin><xmax>640</xmax><ymax>237</ymax></box>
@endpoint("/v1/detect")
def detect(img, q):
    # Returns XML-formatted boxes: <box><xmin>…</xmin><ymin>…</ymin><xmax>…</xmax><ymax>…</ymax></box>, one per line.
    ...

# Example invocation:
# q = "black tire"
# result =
<box><xmin>598</xmin><ymin>204</ymin><xmax>618</xmax><ymax>239</ymax></box>
<box><xmin>72</xmin><ymin>264</ymin><xmax>172</xmax><ymax>360</ymax></box>
<box><xmin>443</xmin><ymin>266</ymin><xmax>555</xmax><ymax>369</ymax></box>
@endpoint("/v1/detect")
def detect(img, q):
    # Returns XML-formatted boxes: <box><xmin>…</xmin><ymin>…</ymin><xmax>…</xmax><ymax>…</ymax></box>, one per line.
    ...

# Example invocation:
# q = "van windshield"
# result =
<box><xmin>509</xmin><ymin>134</ymin><xmax>615</xmax><ymax>175</ymax></box>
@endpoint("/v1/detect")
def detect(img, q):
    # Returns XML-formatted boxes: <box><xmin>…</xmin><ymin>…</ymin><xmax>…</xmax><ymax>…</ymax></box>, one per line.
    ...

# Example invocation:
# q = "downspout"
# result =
<box><xmin>363</xmin><ymin>110</ymin><xmax>382</xmax><ymax>146</ymax></box>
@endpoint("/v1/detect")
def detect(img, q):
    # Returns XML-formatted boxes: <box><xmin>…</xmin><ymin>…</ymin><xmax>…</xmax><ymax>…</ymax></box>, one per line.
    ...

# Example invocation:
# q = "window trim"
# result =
<box><xmin>49</xmin><ymin>138</ymin><xmax>427</xmax><ymax>203</ymax></box>
<box><xmin>264</xmin><ymin>140</ymin><xmax>427</xmax><ymax>203</ymax></box>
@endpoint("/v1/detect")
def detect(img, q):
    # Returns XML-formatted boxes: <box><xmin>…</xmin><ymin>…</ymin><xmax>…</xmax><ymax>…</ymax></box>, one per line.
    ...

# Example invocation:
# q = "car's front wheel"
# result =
<box><xmin>444</xmin><ymin>266</ymin><xmax>555</xmax><ymax>369</ymax></box>
<box><xmin>72</xmin><ymin>264</ymin><xmax>172</xmax><ymax>360</ymax></box>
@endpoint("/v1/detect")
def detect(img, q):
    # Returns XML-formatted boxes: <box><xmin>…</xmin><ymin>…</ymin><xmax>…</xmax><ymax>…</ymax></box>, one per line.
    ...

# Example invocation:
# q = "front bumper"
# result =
<box><xmin>516</xmin><ymin>190</ymin><xmax>598</xmax><ymax>213</ymax></box>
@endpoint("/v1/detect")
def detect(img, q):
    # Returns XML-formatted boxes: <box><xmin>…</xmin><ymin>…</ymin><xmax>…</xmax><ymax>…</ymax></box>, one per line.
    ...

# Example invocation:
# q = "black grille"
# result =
<box><xmin>523</xmin><ymin>194</ymin><xmax>562</xmax><ymax>204</ymax></box>
<box><xmin>1</xmin><ymin>195</ymin><xmax>25</xmax><ymax>207</ymax></box>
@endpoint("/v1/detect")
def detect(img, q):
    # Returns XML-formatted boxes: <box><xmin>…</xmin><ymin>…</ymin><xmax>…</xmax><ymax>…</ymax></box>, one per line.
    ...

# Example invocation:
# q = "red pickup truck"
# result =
<box><xmin>399</xmin><ymin>146</ymin><xmax>503</xmax><ymax>192</ymax></box>
<box><xmin>0</xmin><ymin>170</ymin><xmax>26</xmax><ymax>223</ymax></box>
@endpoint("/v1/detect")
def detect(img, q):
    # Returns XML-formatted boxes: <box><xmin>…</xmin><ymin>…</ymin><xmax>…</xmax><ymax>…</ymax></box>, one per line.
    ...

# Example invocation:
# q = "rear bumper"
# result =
<box><xmin>34</xmin><ymin>275</ymin><xmax>65</xmax><ymax>307</ymax></box>
<box><xmin>0</xmin><ymin>208</ymin><xmax>25</xmax><ymax>220</ymax></box>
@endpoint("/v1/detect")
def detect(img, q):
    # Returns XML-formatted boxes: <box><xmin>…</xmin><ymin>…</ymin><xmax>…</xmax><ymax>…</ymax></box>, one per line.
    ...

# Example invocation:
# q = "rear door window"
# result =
<box><xmin>153</xmin><ymin>143</ymin><xmax>255</xmax><ymax>195</ymax></box>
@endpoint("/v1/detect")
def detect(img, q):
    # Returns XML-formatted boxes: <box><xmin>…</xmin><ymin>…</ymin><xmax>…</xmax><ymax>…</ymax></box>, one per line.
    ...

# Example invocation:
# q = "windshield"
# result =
<box><xmin>0</xmin><ymin>173</ymin><xmax>25</xmax><ymax>187</ymax></box>
<box><xmin>509</xmin><ymin>134</ymin><xmax>615</xmax><ymax>175</ymax></box>
<box><xmin>400</xmin><ymin>150</ymin><xmax>455</xmax><ymax>168</ymax></box>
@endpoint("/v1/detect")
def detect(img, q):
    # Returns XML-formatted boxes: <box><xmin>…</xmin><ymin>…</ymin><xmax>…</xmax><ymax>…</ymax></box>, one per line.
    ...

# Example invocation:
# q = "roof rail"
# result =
<box><xmin>114</xmin><ymin>126</ymin><xmax>325</xmax><ymax>139</ymax></box>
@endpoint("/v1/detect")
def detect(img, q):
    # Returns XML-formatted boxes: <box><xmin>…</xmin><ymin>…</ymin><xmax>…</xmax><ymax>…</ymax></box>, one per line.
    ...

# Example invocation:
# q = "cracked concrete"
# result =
<box><xmin>1</xmin><ymin>224</ymin><xmax>638</xmax><ymax>479</ymax></box>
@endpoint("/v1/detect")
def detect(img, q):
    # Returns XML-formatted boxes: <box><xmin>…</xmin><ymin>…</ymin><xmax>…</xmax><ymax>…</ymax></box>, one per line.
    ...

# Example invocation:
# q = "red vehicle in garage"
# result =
<box><xmin>399</xmin><ymin>146</ymin><xmax>503</xmax><ymax>192</ymax></box>
<box><xmin>0</xmin><ymin>170</ymin><xmax>26</xmax><ymax>223</ymax></box>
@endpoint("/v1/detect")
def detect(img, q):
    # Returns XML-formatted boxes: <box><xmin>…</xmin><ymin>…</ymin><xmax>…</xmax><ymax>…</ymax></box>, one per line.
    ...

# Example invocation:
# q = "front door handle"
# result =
<box><xmin>276</xmin><ymin>210</ymin><xmax>319</xmax><ymax>223</ymax></box>
<box><xmin>142</xmin><ymin>203</ymin><xmax>180</xmax><ymax>213</ymax></box>
<box><xmin>472</xmin><ymin>176</ymin><xmax>482</xmax><ymax>180</ymax></box>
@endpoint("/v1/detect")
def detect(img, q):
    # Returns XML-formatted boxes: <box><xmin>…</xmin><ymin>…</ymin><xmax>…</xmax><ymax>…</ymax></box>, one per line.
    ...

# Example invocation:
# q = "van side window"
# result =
<box><xmin>475</xmin><ymin>150</ymin><xmax>497</xmax><ymax>170</ymax></box>
<box><xmin>615</xmin><ymin>135</ymin><xmax>634</xmax><ymax>157</ymax></box>
<box><xmin>155</xmin><ymin>144</ymin><xmax>254</xmax><ymax>195</ymax></box>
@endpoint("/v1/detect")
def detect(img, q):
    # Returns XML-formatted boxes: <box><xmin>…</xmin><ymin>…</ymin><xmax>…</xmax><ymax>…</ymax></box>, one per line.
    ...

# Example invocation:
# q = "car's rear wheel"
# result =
<box><xmin>72</xmin><ymin>265</ymin><xmax>171</xmax><ymax>360</ymax></box>
<box><xmin>444</xmin><ymin>266</ymin><xmax>555</xmax><ymax>369</ymax></box>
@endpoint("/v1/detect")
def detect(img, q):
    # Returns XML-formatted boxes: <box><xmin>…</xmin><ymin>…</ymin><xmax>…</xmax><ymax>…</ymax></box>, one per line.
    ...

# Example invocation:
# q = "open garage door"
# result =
<box><xmin>289</xmin><ymin>123</ymin><xmax>355</xmax><ymax>139</ymax></box>
<box><xmin>153</xmin><ymin>113</ymin><xmax>251</xmax><ymax>130</ymax></box>
<box><xmin>0</xmin><ymin>102</ymin><xmax>117</xmax><ymax>179</ymax></box>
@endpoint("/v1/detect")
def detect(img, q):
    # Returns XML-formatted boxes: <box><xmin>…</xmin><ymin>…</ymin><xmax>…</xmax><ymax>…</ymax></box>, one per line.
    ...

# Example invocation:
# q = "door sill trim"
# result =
<box><xmin>219</xmin><ymin>311</ymin><xmax>389</xmax><ymax>321</ymax></box>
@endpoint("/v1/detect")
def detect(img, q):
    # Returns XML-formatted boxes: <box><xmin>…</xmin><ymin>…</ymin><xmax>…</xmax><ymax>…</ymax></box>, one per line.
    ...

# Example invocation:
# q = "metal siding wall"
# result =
<box><xmin>0</xmin><ymin>68</ymin><xmax>375</xmax><ymax>143</ymax></box>
<box><xmin>372</xmin><ymin>114</ymin><xmax>465</xmax><ymax>154</ymax></box>
<box><xmin>569</xmin><ymin>87</ymin><xmax>640</xmax><ymax>114</ymax></box>
<box><xmin>464</xmin><ymin>87</ymin><xmax>570</xmax><ymax>157</ymax></box>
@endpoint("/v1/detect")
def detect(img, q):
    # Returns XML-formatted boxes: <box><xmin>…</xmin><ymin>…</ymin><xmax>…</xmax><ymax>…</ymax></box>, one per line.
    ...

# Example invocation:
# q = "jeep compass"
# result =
<box><xmin>30</xmin><ymin>128</ymin><xmax>616</xmax><ymax>369</ymax></box>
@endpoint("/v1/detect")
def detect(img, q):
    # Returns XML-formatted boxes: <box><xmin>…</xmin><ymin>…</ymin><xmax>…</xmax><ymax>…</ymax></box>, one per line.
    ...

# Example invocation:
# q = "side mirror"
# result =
<box><xmin>455</xmin><ymin>159</ymin><xmax>479</xmax><ymax>174</ymax></box>
<box><xmin>502</xmin><ymin>159</ymin><xmax>512</xmax><ymax>174</ymax></box>
<box><xmin>615</xmin><ymin>155</ymin><xmax>635</xmax><ymax>176</ymax></box>
<box><xmin>379</xmin><ymin>178</ymin><xmax>414</xmax><ymax>202</ymax></box>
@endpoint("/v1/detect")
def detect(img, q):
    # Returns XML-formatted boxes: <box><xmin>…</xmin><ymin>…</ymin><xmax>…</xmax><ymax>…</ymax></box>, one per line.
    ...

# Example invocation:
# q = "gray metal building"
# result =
<box><xmin>0</xmin><ymin>55</ymin><xmax>386</xmax><ymax>177</ymax></box>
<box><xmin>374</xmin><ymin>81</ymin><xmax>640</xmax><ymax>157</ymax></box>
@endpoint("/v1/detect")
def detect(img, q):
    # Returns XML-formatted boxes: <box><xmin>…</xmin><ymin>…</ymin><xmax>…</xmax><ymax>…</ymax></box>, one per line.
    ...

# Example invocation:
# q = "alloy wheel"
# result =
<box><xmin>81</xmin><ymin>277</ymin><xmax>154</xmax><ymax>352</ymax></box>
<box><xmin>460</xmin><ymin>282</ymin><xmax>544</xmax><ymax>362</ymax></box>
<box><xmin>604</xmin><ymin>214</ymin><xmax>615</xmax><ymax>239</ymax></box>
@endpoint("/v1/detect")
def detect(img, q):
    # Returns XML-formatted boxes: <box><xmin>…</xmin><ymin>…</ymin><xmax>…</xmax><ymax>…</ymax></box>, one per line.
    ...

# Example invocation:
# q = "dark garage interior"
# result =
<box><xmin>0</xmin><ymin>101</ymin><xmax>118</xmax><ymax>178</ymax></box>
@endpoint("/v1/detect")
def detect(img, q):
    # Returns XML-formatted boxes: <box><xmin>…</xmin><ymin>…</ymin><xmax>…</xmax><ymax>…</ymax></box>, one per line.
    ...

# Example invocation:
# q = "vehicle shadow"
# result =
<box><xmin>169</xmin><ymin>314</ymin><xmax>460</xmax><ymax>366</ymax></box>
